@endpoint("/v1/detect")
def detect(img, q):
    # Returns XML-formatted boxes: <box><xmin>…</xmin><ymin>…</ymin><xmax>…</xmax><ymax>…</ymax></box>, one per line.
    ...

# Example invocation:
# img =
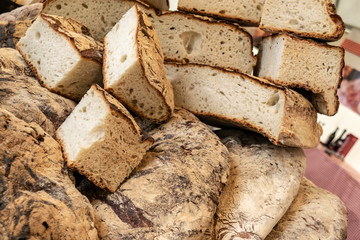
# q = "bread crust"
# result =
<box><xmin>55</xmin><ymin>84</ymin><xmax>154</xmax><ymax>192</ymax></box>
<box><xmin>167</xmin><ymin>62</ymin><xmax>322</xmax><ymax>148</ymax></box>
<box><xmin>177</xmin><ymin>6</ymin><xmax>259</xmax><ymax>26</ymax></box>
<box><xmin>255</xmin><ymin>34</ymin><xmax>345</xmax><ymax>116</ymax></box>
<box><xmin>260</xmin><ymin>0</ymin><xmax>345</xmax><ymax>42</ymax></box>
<box><xmin>135</xmin><ymin>5</ymin><xmax>174</xmax><ymax>122</ymax></box>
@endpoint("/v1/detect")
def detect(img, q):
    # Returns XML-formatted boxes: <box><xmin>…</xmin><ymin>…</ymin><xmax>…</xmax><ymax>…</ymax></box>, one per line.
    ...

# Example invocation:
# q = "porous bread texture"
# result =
<box><xmin>266</xmin><ymin>178</ymin><xmax>348</xmax><ymax>240</ymax></box>
<box><xmin>42</xmin><ymin>0</ymin><xmax>256</xmax><ymax>74</ymax></box>
<box><xmin>42</xmin><ymin>0</ymin><xmax>137</xmax><ymax>40</ymax></box>
<box><xmin>104</xmin><ymin>5</ymin><xmax>174</xmax><ymax>123</ymax></box>
<box><xmin>16</xmin><ymin>14</ymin><xmax>103</xmax><ymax>101</ymax></box>
<box><xmin>255</xmin><ymin>34</ymin><xmax>344</xmax><ymax>116</ymax></box>
<box><xmin>165</xmin><ymin>63</ymin><xmax>322</xmax><ymax>148</ymax></box>
<box><xmin>147</xmin><ymin>11</ymin><xmax>256</xmax><ymax>74</ymax></box>
<box><xmin>178</xmin><ymin>0</ymin><xmax>265</xmax><ymax>26</ymax></box>
<box><xmin>260</xmin><ymin>0</ymin><xmax>345</xmax><ymax>41</ymax></box>
<box><xmin>215</xmin><ymin>129</ymin><xmax>306</xmax><ymax>239</ymax></box>
<box><xmin>56</xmin><ymin>85</ymin><xmax>153</xmax><ymax>192</ymax></box>
<box><xmin>141</xmin><ymin>0</ymin><xmax>169</xmax><ymax>10</ymax></box>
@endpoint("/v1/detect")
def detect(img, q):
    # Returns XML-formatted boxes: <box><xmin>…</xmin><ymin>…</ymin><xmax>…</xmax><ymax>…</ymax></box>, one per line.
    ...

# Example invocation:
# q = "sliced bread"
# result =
<box><xmin>266</xmin><ymin>178</ymin><xmax>348</xmax><ymax>240</ymax></box>
<box><xmin>259</xmin><ymin>0</ymin><xmax>345</xmax><ymax>41</ymax></box>
<box><xmin>104</xmin><ymin>5</ymin><xmax>174</xmax><ymax>123</ymax></box>
<box><xmin>165</xmin><ymin>63</ymin><xmax>322</xmax><ymax>148</ymax></box>
<box><xmin>215</xmin><ymin>129</ymin><xmax>306</xmax><ymax>239</ymax></box>
<box><xmin>16</xmin><ymin>14</ymin><xmax>103</xmax><ymax>101</ymax></box>
<box><xmin>56</xmin><ymin>84</ymin><xmax>153</xmax><ymax>192</ymax></box>
<box><xmin>42</xmin><ymin>0</ymin><xmax>256</xmax><ymax>73</ymax></box>
<box><xmin>255</xmin><ymin>34</ymin><xmax>344</xmax><ymax>116</ymax></box>
<box><xmin>177</xmin><ymin>0</ymin><xmax>265</xmax><ymax>26</ymax></box>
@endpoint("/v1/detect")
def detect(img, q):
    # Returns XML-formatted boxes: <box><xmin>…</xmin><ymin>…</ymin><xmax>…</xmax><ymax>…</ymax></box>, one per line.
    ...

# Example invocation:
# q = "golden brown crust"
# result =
<box><xmin>40</xmin><ymin>14</ymin><xmax>103</xmax><ymax>63</ymax></box>
<box><xmin>135</xmin><ymin>5</ymin><xmax>174</xmax><ymax>123</ymax></box>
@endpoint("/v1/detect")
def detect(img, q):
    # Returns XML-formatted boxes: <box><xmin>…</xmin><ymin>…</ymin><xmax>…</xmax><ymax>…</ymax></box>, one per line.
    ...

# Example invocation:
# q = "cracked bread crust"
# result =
<box><xmin>0</xmin><ymin>108</ymin><xmax>98</xmax><ymax>240</ymax></box>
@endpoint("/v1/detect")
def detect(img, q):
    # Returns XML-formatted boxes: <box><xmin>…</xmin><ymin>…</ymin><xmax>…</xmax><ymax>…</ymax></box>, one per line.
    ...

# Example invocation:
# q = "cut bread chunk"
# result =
<box><xmin>104</xmin><ymin>5</ymin><xmax>174</xmax><ymax>123</ymax></box>
<box><xmin>140</xmin><ymin>0</ymin><xmax>169</xmax><ymax>10</ymax></box>
<box><xmin>255</xmin><ymin>34</ymin><xmax>344</xmax><ymax>116</ymax></box>
<box><xmin>266</xmin><ymin>178</ymin><xmax>348</xmax><ymax>240</ymax></box>
<box><xmin>16</xmin><ymin>14</ymin><xmax>103</xmax><ymax>101</ymax></box>
<box><xmin>215</xmin><ymin>129</ymin><xmax>306</xmax><ymax>239</ymax></box>
<box><xmin>147</xmin><ymin>10</ymin><xmax>256</xmax><ymax>73</ymax></box>
<box><xmin>42</xmin><ymin>0</ymin><xmax>256</xmax><ymax>73</ymax></box>
<box><xmin>166</xmin><ymin>63</ymin><xmax>322</xmax><ymax>148</ymax></box>
<box><xmin>56</xmin><ymin>84</ymin><xmax>153</xmax><ymax>192</ymax></box>
<box><xmin>178</xmin><ymin>0</ymin><xmax>265</xmax><ymax>26</ymax></box>
<box><xmin>259</xmin><ymin>0</ymin><xmax>345</xmax><ymax>41</ymax></box>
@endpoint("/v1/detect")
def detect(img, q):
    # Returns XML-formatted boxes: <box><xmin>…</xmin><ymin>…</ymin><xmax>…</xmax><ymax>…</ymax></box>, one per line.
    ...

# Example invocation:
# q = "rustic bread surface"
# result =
<box><xmin>214</xmin><ymin>129</ymin><xmax>306</xmax><ymax>239</ymax></box>
<box><xmin>259</xmin><ymin>0</ymin><xmax>345</xmax><ymax>41</ymax></box>
<box><xmin>255</xmin><ymin>34</ymin><xmax>344</xmax><ymax>116</ymax></box>
<box><xmin>92</xmin><ymin>108</ymin><xmax>230</xmax><ymax>239</ymax></box>
<box><xmin>104</xmin><ymin>5</ymin><xmax>174</xmax><ymax>122</ymax></box>
<box><xmin>266</xmin><ymin>178</ymin><xmax>348</xmax><ymax>240</ymax></box>
<box><xmin>166</xmin><ymin>63</ymin><xmax>322</xmax><ymax>148</ymax></box>
<box><xmin>0</xmin><ymin>108</ymin><xmax>98</xmax><ymax>240</ymax></box>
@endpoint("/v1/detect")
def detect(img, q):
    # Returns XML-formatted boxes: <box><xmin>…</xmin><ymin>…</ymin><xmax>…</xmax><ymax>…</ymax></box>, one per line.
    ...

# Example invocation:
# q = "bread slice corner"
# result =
<box><xmin>103</xmin><ymin>4</ymin><xmax>174</xmax><ymax>123</ymax></box>
<box><xmin>16</xmin><ymin>13</ymin><xmax>103</xmax><ymax>101</ymax></box>
<box><xmin>56</xmin><ymin>84</ymin><xmax>153</xmax><ymax>192</ymax></box>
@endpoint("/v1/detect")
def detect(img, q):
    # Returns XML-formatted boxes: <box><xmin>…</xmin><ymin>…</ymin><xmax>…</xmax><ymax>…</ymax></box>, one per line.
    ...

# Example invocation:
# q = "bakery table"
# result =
<box><xmin>305</xmin><ymin>148</ymin><xmax>360</xmax><ymax>240</ymax></box>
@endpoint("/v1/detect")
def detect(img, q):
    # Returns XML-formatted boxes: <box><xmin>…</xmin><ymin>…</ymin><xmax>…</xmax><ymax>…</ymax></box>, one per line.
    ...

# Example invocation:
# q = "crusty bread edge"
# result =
<box><xmin>177</xmin><ymin>6</ymin><xmax>259</xmax><ymax>26</ymax></box>
<box><xmin>55</xmin><ymin>84</ymin><xmax>154</xmax><ymax>192</ymax></box>
<box><xmin>255</xmin><ymin>33</ymin><xmax>345</xmax><ymax>116</ymax></box>
<box><xmin>259</xmin><ymin>0</ymin><xmax>345</xmax><ymax>42</ymax></box>
<box><xmin>135</xmin><ymin>5</ymin><xmax>174</xmax><ymax>123</ymax></box>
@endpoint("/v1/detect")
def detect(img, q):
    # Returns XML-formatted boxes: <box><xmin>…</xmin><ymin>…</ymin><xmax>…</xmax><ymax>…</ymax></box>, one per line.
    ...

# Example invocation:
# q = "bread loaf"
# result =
<box><xmin>166</xmin><ymin>63</ymin><xmax>322</xmax><ymax>148</ymax></box>
<box><xmin>56</xmin><ymin>84</ymin><xmax>153</xmax><ymax>192</ymax></box>
<box><xmin>42</xmin><ymin>0</ymin><xmax>256</xmax><ymax>73</ymax></box>
<box><xmin>255</xmin><ymin>34</ymin><xmax>345</xmax><ymax>116</ymax></box>
<box><xmin>92</xmin><ymin>108</ymin><xmax>230</xmax><ymax>239</ymax></box>
<box><xmin>140</xmin><ymin>0</ymin><xmax>169</xmax><ymax>11</ymax></box>
<box><xmin>0</xmin><ymin>108</ymin><xmax>98</xmax><ymax>240</ymax></box>
<box><xmin>177</xmin><ymin>0</ymin><xmax>265</xmax><ymax>26</ymax></box>
<box><xmin>17</xmin><ymin>14</ymin><xmax>103</xmax><ymax>101</ymax></box>
<box><xmin>259</xmin><ymin>0</ymin><xmax>345</xmax><ymax>41</ymax></box>
<box><xmin>266</xmin><ymin>178</ymin><xmax>348</xmax><ymax>240</ymax></box>
<box><xmin>104</xmin><ymin>5</ymin><xmax>174</xmax><ymax>122</ymax></box>
<box><xmin>214</xmin><ymin>129</ymin><xmax>306</xmax><ymax>239</ymax></box>
<box><xmin>0</xmin><ymin>47</ymin><xmax>32</xmax><ymax>76</ymax></box>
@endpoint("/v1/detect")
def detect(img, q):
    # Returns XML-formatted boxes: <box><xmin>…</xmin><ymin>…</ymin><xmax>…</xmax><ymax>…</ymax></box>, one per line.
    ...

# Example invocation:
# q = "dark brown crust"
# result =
<box><xmin>40</xmin><ymin>14</ymin><xmax>103</xmax><ymax>63</ymax></box>
<box><xmin>177</xmin><ymin>6</ymin><xmax>259</xmax><ymax>27</ymax></box>
<box><xmin>255</xmin><ymin>34</ymin><xmax>345</xmax><ymax>116</ymax></box>
<box><xmin>135</xmin><ymin>5</ymin><xmax>173</xmax><ymax>123</ymax></box>
<box><xmin>260</xmin><ymin>0</ymin><xmax>345</xmax><ymax>42</ymax></box>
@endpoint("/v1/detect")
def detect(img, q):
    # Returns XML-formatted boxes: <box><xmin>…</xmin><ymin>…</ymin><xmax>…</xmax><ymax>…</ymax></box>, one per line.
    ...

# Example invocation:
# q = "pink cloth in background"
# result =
<box><xmin>305</xmin><ymin>148</ymin><xmax>360</xmax><ymax>240</ymax></box>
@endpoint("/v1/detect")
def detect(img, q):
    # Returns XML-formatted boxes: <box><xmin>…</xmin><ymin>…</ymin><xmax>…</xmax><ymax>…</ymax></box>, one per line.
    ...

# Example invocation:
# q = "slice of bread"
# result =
<box><xmin>42</xmin><ymin>0</ymin><xmax>256</xmax><ymax>73</ymax></box>
<box><xmin>16</xmin><ymin>14</ymin><xmax>103</xmax><ymax>101</ymax></box>
<box><xmin>266</xmin><ymin>178</ymin><xmax>348</xmax><ymax>240</ymax></box>
<box><xmin>42</xmin><ymin>0</ymin><xmax>137</xmax><ymax>40</ymax></box>
<box><xmin>255</xmin><ymin>34</ymin><xmax>344</xmax><ymax>116</ymax></box>
<box><xmin>259</xmin><ymin>0</ymin><xmax>345</xmax><ymax>41</ymax></box>
<box><xmin>56</xmin><ymin>84</ymin><xmax>153</xmax><ymax>192</ymax></box>
<box><xmin>104</xmin><ymin>5</ymin><xmax>174</xmax><ymax>123</ymax></box>
<box><xmin>166</xmin><ymin>63</ymin><xmax>322</xmax><ymax>148</ymax></box>
<box><xmin>177</xmin><ymin>0</ymin><xmax>265</xmax><ymax>26</ymax></box>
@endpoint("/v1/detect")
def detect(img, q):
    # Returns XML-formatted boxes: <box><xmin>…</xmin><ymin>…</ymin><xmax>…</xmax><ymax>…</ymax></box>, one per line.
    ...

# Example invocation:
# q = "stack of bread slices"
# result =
<box><xmin>0</xmin><ymin>0</ymin><xmax>348</xmax><ymax>239</ymax></box>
